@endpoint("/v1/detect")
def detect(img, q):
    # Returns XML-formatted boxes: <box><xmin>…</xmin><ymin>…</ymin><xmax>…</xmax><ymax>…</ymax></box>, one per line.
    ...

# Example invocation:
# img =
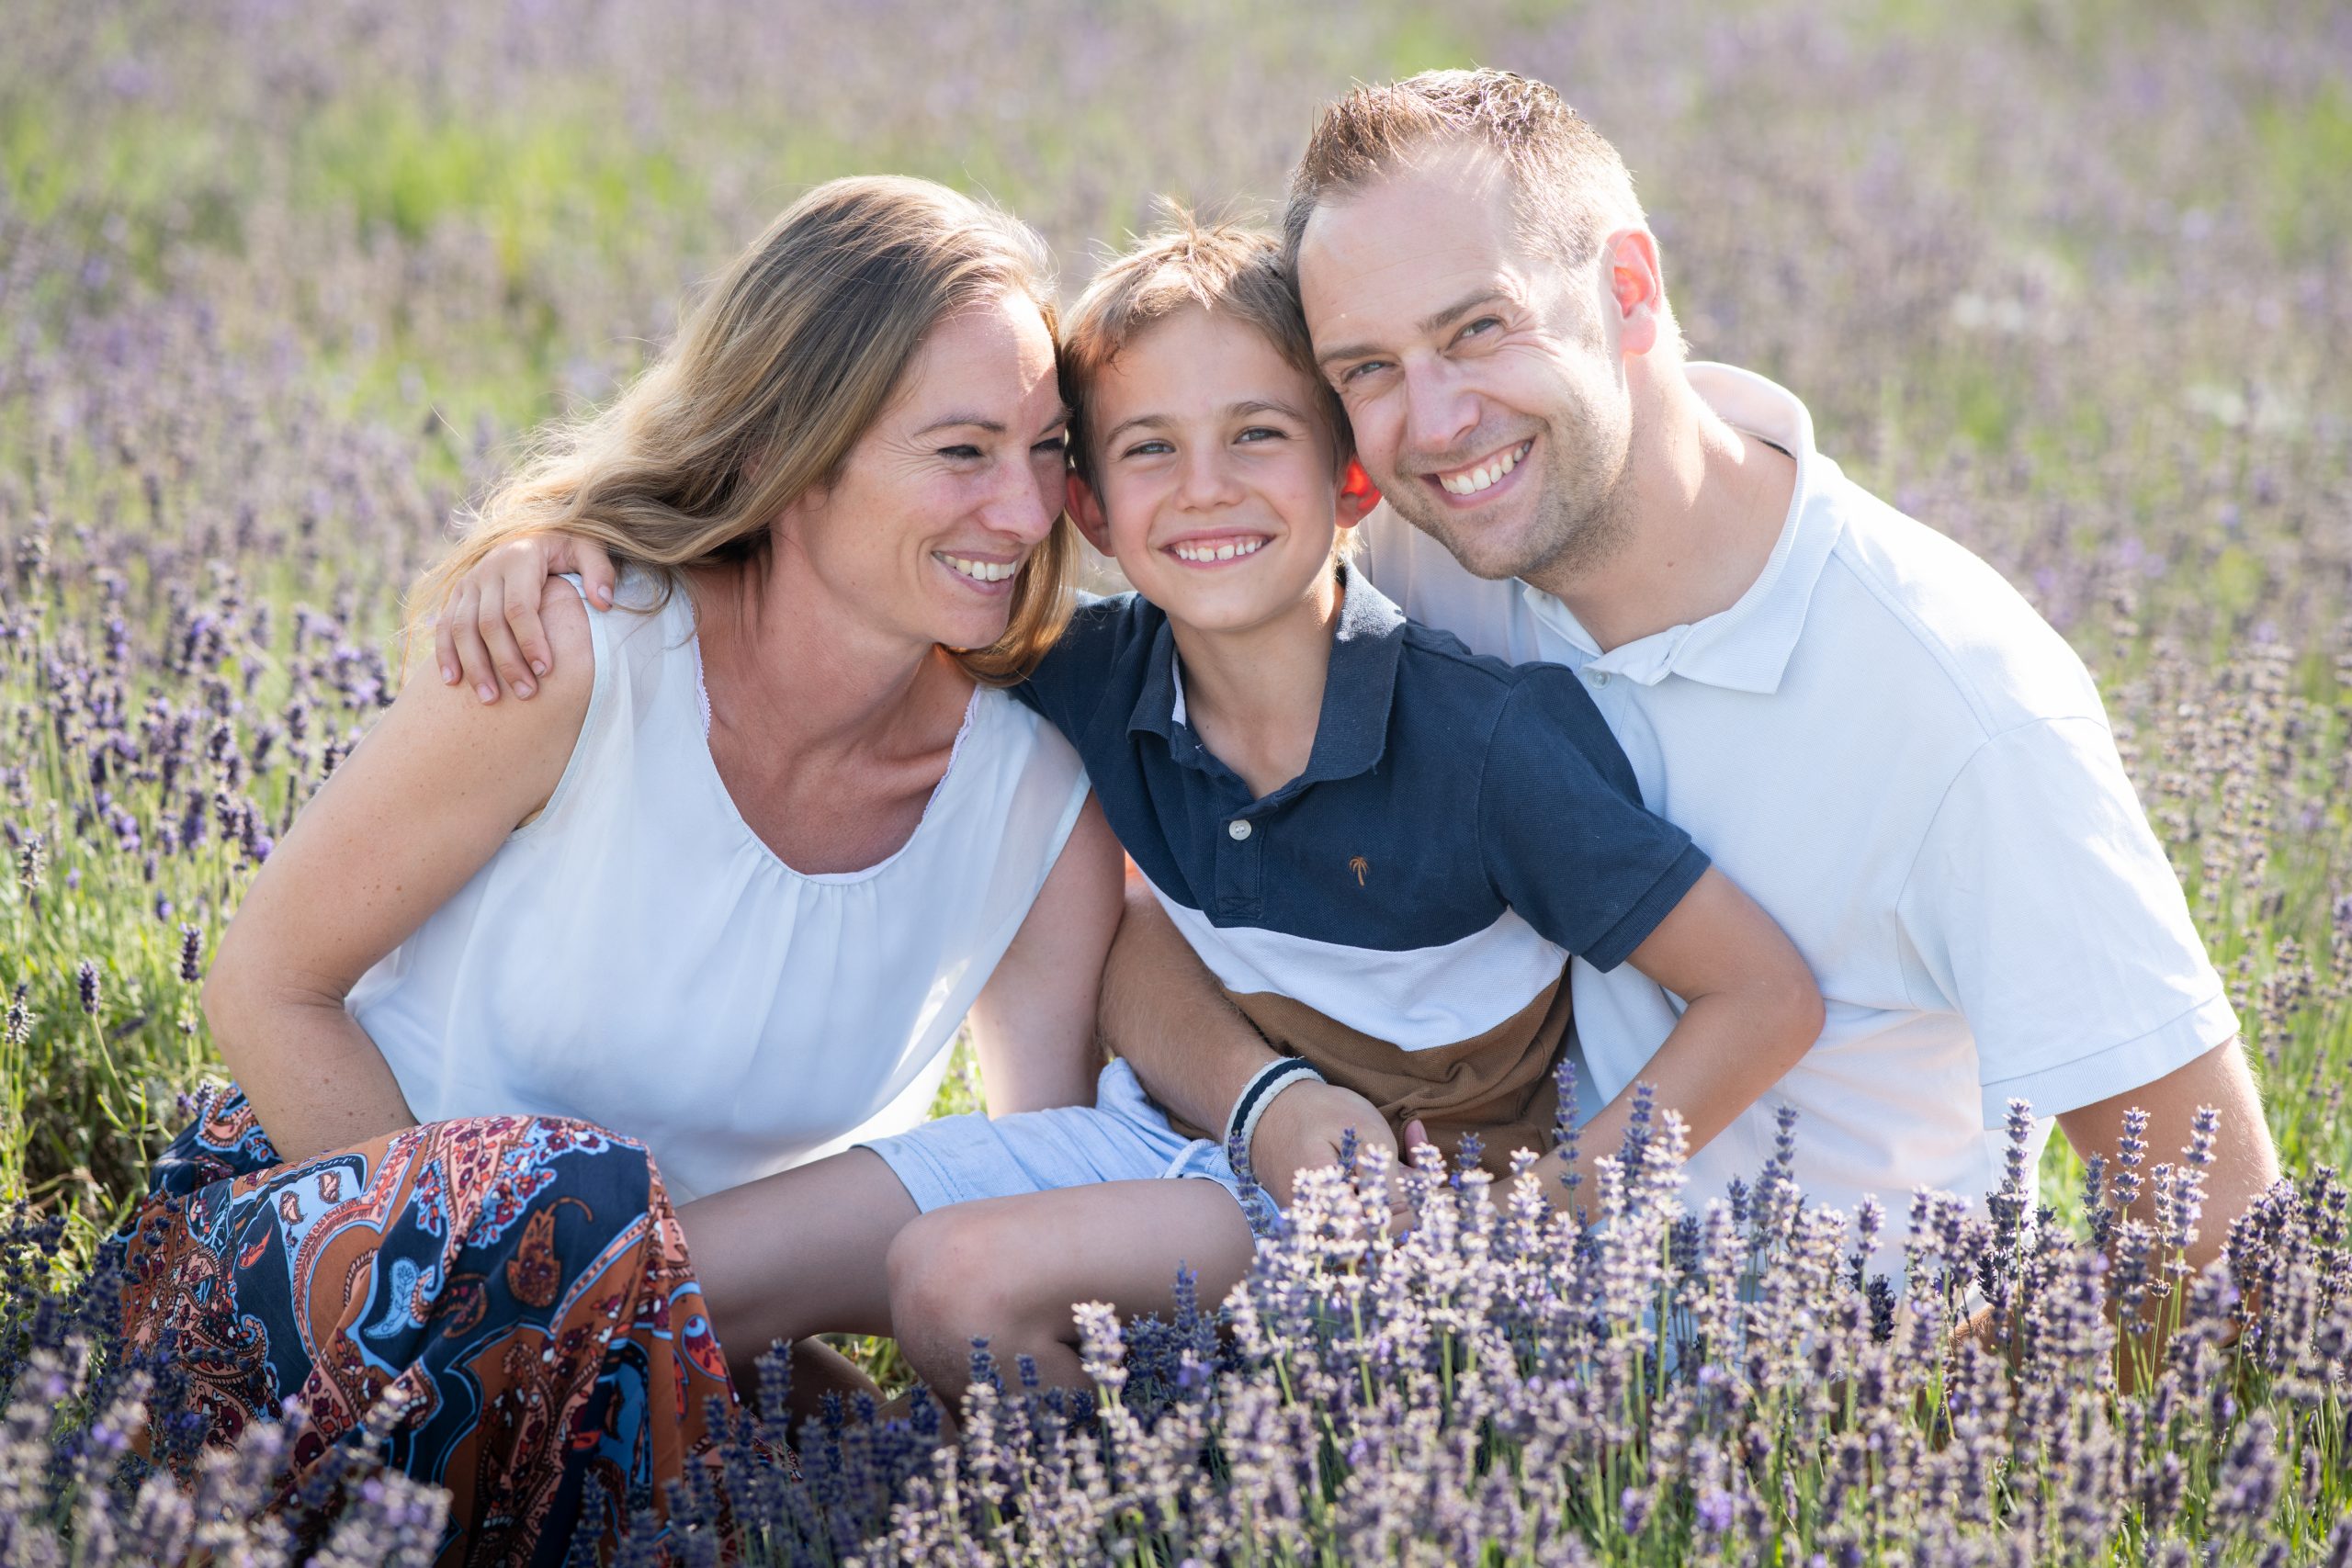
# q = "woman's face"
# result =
<box><xmin>779</xmin><ymin>293</ymin><xmax>1069</xmax><ymax>656</ymax></box>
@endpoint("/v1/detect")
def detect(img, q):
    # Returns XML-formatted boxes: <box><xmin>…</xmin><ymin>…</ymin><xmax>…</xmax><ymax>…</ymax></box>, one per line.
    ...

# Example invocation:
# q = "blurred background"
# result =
<box><xmin>2</xmin><ymin>0</ymin><xmax>2347</xmax><ymax>1250</ymax></box>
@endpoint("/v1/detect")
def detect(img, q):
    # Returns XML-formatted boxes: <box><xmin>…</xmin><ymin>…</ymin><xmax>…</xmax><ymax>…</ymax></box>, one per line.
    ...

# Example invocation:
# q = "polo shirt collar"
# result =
<box><xmin>1127</xmin><ymin>561</ymin><xmax>1408</xmax><ymax>786</ymax></box>
<box><xmin>1517</xmin><ymin>363</ymin><xmax>1843</xmax><ymax>695</ymax></box>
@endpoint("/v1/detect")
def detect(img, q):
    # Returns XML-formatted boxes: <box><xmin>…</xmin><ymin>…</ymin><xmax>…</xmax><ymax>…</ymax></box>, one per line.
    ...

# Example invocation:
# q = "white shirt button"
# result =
<box><xmin>1227</xmin><ymin>819</ymin><xmax>1252</xmax><ymax>841</ymax></box>
<box><xmin>1587</xmin><ymin>670</ymin><xmax>1611</xmax><ymax>686</ymax></box>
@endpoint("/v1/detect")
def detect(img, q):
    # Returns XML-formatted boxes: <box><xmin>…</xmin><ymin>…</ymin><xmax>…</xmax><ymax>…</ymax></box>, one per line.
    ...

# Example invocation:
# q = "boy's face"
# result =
<box><xmin>1071</xmin><ymin>308</ymin><xmax>1368</xmax><ymax>637</ymax></box>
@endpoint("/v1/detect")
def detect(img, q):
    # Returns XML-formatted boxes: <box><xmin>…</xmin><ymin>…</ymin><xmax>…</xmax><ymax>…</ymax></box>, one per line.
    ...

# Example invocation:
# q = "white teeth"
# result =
<box><xmin>943</xmin><ymin>555</ymin><xmax>1017</xmax><ymax>583</ymax></box>
<box><xmin>1440</xmin><ymin>442</ymin><xmax>1529</xmax><ymax>496</ymax></box>
<box><xmin>1170</xmin><ymin>537</ymin><xmax>1265</xmax><ymax>563</ymax></box>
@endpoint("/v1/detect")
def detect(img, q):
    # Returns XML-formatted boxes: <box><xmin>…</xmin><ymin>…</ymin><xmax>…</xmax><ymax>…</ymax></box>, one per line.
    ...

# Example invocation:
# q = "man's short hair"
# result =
<box><xmin>1062</xmin><ymin>209</ymin><xmax>1351</xmax><ymax>489</ymax></box>
<box><xmin>1282</xmin><ymin>69</ymin><xmax>1646</xmax><ymax>276</ymax></box>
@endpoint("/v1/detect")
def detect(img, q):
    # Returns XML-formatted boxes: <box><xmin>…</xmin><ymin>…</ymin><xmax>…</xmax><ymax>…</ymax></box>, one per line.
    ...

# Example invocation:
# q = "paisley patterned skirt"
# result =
<box><xmin>114</xmin><ymin>1086</ymin><xmax>738</xmax><ymax>1566</ymax></box>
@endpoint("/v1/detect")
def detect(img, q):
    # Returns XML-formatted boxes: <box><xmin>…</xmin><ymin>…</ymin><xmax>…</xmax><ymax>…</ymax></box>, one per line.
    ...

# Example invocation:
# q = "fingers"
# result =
<box><xmin>478</xmin><ymin>574</ymin><xmax>537</xmax><ymax>701</ymax></box>
<box><xmin>433</xmin><ymin>586</ymin><xmax>469</xmax><ymax>689</ymax></box>
<box><xmin>568</xmin><ymin>538</ymin><xmax>619</xmax><ymax>611</ymax></box>
<box><xmin>493</xmin><ymin>551</ymin><xmax>551</xmax><ymax>699</ymax></box>
<box><xmin>439</xmin><ymin>583</ymin><xmax>501</xmax><ymax>705</ymax></box>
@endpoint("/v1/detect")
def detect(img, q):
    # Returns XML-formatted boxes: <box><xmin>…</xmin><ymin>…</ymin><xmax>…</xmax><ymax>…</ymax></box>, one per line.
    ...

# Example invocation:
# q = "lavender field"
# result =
<box><xmin>3</xmin><ymin>0</ymin><xmax>2350</xmax><ymax>1562</ymax></box>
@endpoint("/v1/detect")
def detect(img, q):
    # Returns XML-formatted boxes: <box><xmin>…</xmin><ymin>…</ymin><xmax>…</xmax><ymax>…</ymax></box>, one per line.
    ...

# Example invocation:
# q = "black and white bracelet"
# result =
<box><xmin>1225</xmin><ymin>1055</ymin><xmax>1325</xmax><ymax>1172</ymax></box>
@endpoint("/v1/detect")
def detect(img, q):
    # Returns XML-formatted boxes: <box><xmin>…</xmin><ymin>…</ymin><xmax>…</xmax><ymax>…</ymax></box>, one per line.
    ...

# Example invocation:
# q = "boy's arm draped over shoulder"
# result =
<box><xmin>1895</xmin><ymin>715</ymin><xmax>2278</xmax><ymax>1269</ymax></box>
<box><xmin>435</xmin><ymin>534</ymin><xmax>619</xmax><ymax>703</ymax></box>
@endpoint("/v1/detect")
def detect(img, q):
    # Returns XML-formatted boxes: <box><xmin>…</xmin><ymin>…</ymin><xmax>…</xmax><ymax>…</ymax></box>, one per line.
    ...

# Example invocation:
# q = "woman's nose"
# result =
<box><xmin>982</xmin><ymin>461</ymin><xmax>1061</xmax><ymax>543</ymax></box>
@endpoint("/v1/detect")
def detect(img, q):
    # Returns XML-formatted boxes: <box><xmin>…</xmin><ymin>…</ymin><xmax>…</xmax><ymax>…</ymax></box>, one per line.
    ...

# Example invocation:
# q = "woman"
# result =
<box><xmin>115</xmin><ymin>175</ymin><xmax>1122</xmax><ymax>1565</ymax></box>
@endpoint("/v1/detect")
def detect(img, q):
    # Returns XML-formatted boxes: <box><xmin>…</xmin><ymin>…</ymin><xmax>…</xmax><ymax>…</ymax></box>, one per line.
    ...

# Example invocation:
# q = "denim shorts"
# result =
<box><xmin>858</xmin><ymin>1058</ymin><xmax>1281</xmax><ymax>1237</ymax></box>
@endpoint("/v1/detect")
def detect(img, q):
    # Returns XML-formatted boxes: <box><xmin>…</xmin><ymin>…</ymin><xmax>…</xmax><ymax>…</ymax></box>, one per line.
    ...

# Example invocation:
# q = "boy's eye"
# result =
<box><xmin>1121</xmin><ymin>439</ymin><xmax>1174</xmax><ymax>459</ymax></box>
<box><xmin>1236</xmin><ymin>426</ymin><xmax>1286</xmax><ymax>444</ymax></box>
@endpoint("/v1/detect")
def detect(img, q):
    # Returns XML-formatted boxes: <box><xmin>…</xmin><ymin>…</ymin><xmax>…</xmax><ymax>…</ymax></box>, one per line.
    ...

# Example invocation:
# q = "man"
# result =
<box><xmin>1098</xmin><ymin>70</ymin><xmax>2278</xmax><ymax>1276</ymax></box>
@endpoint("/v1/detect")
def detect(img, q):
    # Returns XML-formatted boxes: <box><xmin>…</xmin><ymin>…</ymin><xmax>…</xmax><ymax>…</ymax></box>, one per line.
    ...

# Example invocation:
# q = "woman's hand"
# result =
<box><xmin>435</xmin><ymin>535</ymin><xmax>622</xmax><ymax>704</ymax></box>
<box><xmin>205</xmin><ymin>583</ymin><xmax>599</xmax><ymax>1162</ymax></box>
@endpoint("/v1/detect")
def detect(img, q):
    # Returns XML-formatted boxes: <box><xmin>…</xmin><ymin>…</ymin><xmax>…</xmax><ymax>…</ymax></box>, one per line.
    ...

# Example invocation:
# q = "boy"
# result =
<box><xmin>857</xmin><ymin>216</ymin><xmax>1821</xmax><ymax>1406</ymax></box>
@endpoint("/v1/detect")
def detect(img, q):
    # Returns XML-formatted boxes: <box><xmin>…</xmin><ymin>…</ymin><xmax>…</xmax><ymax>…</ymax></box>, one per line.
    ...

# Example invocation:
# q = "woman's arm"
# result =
<box><xmin>962</xmin><ymin>793</ymin><xmax>1124</xmax><ymax>1116</ymax></box>
<box><xmin>203</xmin><ymin>582</ymin><xmax>596</xmax><ymax>1162</ymax></box>
<box><xmin>1476</xmin><ymin>867</ymin><xmax>1823</xmax><ymax>1207</ymax></box>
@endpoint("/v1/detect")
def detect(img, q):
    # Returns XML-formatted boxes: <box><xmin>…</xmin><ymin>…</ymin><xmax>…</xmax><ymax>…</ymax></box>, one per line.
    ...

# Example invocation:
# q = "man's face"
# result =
<box><xmin>1296</xmin><ymin>146</ymin><xmax>1633</xmax><ymax>584</ymax></box>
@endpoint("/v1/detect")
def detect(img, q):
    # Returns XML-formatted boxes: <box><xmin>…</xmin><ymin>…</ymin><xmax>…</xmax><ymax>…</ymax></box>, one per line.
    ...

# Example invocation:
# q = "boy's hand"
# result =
<box><xmin>435</xmin><ymin>535</ymin><xmax>622</xmax><ymax>704</ymax></box>
<box><xmin>1248</xmin><ymin>1079</ymin><xmax>1396</xmax><ymax>1208</ymax></box>
<box><xmin>1389</xmin><ymin>1118</ymin><xmax>1574</xmax><ymax>1235</ymax></box>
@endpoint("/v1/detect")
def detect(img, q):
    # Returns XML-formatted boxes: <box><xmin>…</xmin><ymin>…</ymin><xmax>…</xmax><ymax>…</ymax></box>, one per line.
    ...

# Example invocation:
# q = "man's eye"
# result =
<box><xmin>1456</xmin><ymin>316</ymin><xmax>1502</xmax><ymax>344</ymax></box>
<box><xmin>1340</xmin><ymin>360</ymin><xmax>1389</xmax><ymax>385</ymax></box>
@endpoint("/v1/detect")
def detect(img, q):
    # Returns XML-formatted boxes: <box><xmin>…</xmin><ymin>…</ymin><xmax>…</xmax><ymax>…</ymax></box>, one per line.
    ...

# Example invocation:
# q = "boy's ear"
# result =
<box><xmin>1068</xmin><ymin>470</ymin><xmax>1114</xmax><ymax>555</ymax></box>
<box><xmin>1335</xmin><ymin>457</ymin><xmax>1382</xmax><ymax>531</ymax></box>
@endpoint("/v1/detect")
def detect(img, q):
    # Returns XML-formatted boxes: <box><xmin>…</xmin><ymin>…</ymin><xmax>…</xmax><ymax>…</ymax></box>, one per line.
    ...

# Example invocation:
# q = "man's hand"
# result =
<box><xmin>1248</xmin><ymin>1079</ymin><xmax>1397</xmax><ymax>1208</ymax></box>
<box><xmin>434</xmin><ymin>535</ymin><xmax>622</xmax><ymax>704</ymax></box>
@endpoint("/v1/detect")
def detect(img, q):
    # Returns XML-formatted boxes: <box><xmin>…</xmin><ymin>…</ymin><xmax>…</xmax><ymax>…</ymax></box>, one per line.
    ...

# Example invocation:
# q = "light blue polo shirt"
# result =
<box><xmin>1015</xmin><ymin>565</ymin><xmax>1711</xmax><ymax>1052</ymax></box>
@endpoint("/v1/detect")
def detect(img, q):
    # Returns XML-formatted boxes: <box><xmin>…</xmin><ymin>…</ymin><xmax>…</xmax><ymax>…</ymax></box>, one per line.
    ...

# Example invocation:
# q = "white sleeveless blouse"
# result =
<box><xmin>347</xmin><ymin>573</ymin><xmax>1091</xmax><ymax>1203</ymax></box>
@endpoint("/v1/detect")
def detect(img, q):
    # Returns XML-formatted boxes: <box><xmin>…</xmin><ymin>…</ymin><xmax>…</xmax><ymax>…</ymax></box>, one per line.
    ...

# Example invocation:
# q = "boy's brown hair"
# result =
<box><xmin>1060</xmin><ymin>208</ymin><xmax>1351</xmax><ymax>490</ymax></box>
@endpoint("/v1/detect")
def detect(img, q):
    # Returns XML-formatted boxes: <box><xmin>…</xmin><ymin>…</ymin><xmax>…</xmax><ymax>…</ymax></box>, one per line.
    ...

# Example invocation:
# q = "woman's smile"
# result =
<box><xmin>934</xmin><ymin>549</ymin><xmax>1026</xmax><ymax>590</ymax></box>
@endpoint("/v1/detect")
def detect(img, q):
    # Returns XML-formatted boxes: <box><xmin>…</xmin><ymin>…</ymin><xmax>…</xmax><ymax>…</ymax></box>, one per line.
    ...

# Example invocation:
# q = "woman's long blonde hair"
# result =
<box><xmin>415</xmin><ymin>175</ymin><xmax>1077</xmax><ymax>685</ymax></box>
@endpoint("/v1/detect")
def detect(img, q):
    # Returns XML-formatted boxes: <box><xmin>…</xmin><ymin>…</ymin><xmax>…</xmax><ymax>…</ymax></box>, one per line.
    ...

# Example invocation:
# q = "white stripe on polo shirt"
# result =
<box><xmin>1361</xmin><ymin>362</ymin><xmax>2236</xmax><ymax>1266</ymax></box>
<box><xmin>1146</xmin><ymin>872</ymin><xmax>1572</xmax><ymax>1052</ymax></box>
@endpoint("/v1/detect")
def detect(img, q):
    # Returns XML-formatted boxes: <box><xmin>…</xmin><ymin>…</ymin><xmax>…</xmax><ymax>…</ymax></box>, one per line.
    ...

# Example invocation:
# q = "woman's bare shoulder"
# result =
<box><xmin>389</xmin><ymin>580</ymin><xmax>597</xmax><ymax>761</ymax></box>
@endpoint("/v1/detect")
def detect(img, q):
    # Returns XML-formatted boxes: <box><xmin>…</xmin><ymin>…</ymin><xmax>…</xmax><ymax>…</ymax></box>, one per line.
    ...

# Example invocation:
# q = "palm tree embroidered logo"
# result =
<box><xmin>1349</xmin><ymin>854</ymin><xmax>1369</xmax><ymax>886</ymax></box>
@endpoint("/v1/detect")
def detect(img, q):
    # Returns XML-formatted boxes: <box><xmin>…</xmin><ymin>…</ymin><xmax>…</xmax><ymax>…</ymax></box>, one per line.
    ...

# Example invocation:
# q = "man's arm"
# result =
<box><xmin>2055</xmin><ymin>1036</ymin><xmax>2280</xmax><ymax>1276</ymax></box>
<box><xmin>1895</xmin><ymin>716</ymin><xmax>2276</xmax><ymax>1260</ymax></box>
<box><xmin>1100</xmin><ymin>871</ymin><xmax>1396</xmax><ymax>1204</ymax></box>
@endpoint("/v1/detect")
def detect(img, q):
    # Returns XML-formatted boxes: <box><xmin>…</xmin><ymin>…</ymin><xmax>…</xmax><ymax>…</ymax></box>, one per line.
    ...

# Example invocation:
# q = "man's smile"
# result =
<box><xmin>1425</xmin><ymin>438</ymin><xmax>1533</xmax><ymax>501</ymax></box>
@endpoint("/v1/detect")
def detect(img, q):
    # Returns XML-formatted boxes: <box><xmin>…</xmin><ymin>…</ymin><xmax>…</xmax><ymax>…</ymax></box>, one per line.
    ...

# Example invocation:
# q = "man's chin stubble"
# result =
<box><xmin>1395</xmin><ymin>483</ymin><xmax>1631</xmax><ymax>589</ymax></box>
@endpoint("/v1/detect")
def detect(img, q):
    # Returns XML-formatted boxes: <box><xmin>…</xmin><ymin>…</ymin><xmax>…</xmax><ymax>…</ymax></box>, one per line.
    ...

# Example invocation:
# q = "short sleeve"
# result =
<box><xmin>1011</xmin><ymin>592</ymin><xmax>1140</xmax><ymax>739</ymax></box>
<box><xmin>1894</xmin><ymin>716</ymin><xmax>2238</xmax><ymax>1127</ymax></box>
<box><xmin>1477</xmin><ymin>666</ymin><xmax>1711</xmax><ymax>970</ymax></box>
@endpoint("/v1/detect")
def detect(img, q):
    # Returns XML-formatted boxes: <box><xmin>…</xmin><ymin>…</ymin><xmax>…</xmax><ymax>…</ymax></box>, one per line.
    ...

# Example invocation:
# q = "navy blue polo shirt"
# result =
<box><xmin>1014</xmin><ymin>566</ymin><xmax>1710</xmax><ymax>1052</ymax></box>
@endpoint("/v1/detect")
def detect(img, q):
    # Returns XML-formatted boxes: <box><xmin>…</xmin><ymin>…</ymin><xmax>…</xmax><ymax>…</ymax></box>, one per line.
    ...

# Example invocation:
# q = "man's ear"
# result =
<box><xmin>1335</xmin><ymin>457</ymin><xmax>1383</xmax><ymax>532</ymax></box>
<box><xmin>1068</xmin><ymin>470</ymin><xmax>1114</xmax><ymax>556</ymax></box>
<box><xmin>1603</xmin><ymin>227</ymin><xmax>1666</xmax><ymax>357</ymax></box>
